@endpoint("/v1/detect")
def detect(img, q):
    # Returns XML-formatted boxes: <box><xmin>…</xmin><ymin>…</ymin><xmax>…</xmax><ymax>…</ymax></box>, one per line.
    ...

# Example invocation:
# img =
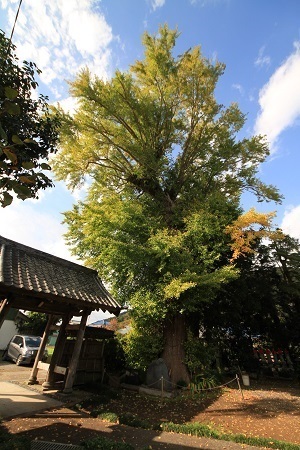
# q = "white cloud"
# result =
<box><xmin>3</xmin><ymin>0</ymin><xmax>115</xmax><ymax>98</ymax></box>
<box><xmin>151</xmin><ymin>0</ymin><xmax>165</xmax><ymax>10</ymax></box>
<box><xmin>254</xmin><ymin>42</ymin><xmax>300</xmax><ymax>150</ymax></box>
<box><xmin>232</xmin><ymin>83</ymin><xmax>244</xmax><ymax>95</ymax></box>
<box><xmin>255</xmin><ymin>46</ymin><xmax>271</xmax><ymax>68</ymax></box>
<box><xmin>0</xmin><ymin>199</ymin><xmax>78</xmax><ymax>262</ymax></box>
<box><xmin>0</xmin><ymin>0</ymin><xmax>9</xmax><ymax>8</ymax></box>
<box><xmin>281</xmin><ymin>205</ymin><xmax>300</xmax><ymax>241</ymax></box>
<box><xmin>55</xmin><ymin>96</ymin><xmax>79</xmax><ymax>115</ymax></box>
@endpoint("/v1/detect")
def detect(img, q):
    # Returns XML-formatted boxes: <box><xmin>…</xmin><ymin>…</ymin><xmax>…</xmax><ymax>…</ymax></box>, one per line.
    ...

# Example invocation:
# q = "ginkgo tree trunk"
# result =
<box><xmin>53</xmin><ymin>25</ymin><xmax>281</xmax><ymax>385</ymax></box>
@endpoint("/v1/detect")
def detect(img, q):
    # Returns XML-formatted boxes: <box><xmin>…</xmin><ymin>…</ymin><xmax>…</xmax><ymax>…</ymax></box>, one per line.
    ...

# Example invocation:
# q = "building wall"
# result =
<box><xmin>0</xmin><ymin>320</ymin><xmax>18</xmax><ymax>350</ymax></box>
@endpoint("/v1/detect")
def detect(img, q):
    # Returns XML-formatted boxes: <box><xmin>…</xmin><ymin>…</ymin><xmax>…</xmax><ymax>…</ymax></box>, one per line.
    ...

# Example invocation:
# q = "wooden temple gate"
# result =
<box><xmin>0</xmin><ymin>235</ymin><xmax>121</xmax><ymax>393</ymax></box>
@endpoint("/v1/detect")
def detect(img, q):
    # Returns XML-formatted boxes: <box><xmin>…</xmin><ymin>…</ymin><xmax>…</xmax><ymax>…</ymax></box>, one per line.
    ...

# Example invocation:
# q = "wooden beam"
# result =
<box><xmin>0</xmin><ymin>295</ymin><xmax>81</xmax><ymax>316</ymax></box>
<box><xmin>0</xmin><ymin>297</ymin><xmax>11</xmax><ymax>329</ymax></box>
<box><xmin>38</xmin><ymin>361</ymin><xmax>67</xmax><ymax>375</ymax></box>
<box><xmin>0</xmin><ymin>287</ymin><xmax>103</xmax><ymax>312</ymax></box>
<box><xmin>43</xmin><ymin>313</ymin><xmax>71</xmax><ymax>389</ymax></box>
<box><xmin>63</xmin><ymin>309</ymin><xmax>89</xmax><ymax>394</ymax></box>
<box><xmin>28</xmin><ymin>314</ymin><xmax>54</xmax><ymax>385</ymax></box>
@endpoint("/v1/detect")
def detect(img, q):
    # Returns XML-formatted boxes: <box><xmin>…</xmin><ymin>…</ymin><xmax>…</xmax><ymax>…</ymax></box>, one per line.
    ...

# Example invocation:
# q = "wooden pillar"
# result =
<box><xmin>43</xmin><ymin>313</ymin><xmax>71</xmax><ymax>389</ymax></box>
<box><xmin>28</xmin><ymin>314</ymin><xmax>53</xmax><ymax>385</ymax></box>
<box><xmin>63</xmin><ymin>309</ymin><xmax>89</xmax><ymax>394</ymax></box>
<box><xmin>0</xmin><ymin>298</ymin><xmax>12</xmax><ymax>329</ymax></box>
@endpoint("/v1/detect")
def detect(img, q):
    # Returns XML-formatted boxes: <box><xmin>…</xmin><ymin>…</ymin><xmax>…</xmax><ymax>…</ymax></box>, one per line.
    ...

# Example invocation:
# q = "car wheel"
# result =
<box><xmin>16</xmin><ymin>355</ymin><xmax>22</xmax><ymax>366</ymax></box>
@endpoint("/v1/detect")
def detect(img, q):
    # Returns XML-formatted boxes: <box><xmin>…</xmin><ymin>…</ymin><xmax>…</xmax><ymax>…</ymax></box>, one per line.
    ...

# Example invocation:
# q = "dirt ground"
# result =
<box><xmin>2</xmin><ymin>374</ymin><xmax>300</xmax><ymax>448</ymax></box>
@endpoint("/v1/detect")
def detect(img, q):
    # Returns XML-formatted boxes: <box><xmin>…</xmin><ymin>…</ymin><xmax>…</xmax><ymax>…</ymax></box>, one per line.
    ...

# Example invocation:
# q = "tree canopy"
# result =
<box><xmin>0</xmin><ymin>30</ymin><xmax>60</xmax><ymax>207</ymax></box>
<box><xmin>53</xmin><ymin>25</ymin><xmax>281</xmax><ymax>382</ymax></box>
<box><xmin>201</xmin><ymin>234</ymin><xmax>300</xmax><ymax>371</ymax></box>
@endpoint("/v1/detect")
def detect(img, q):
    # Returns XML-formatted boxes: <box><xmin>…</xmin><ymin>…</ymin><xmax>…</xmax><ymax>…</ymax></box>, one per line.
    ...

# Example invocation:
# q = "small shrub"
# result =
<box><xmin>97</xmin><ymin>412</ymin><xmax>119</xmax><ymax>423</ymax></box>
<box><xmin>189</xmin><ymin>373</ymin><xmax>219</xmax><ymax>393</ymax></box>
<box><xmin>82</xmin><ymin>436</ymin><xmax>134</xmax><ymax>449</ymax></box>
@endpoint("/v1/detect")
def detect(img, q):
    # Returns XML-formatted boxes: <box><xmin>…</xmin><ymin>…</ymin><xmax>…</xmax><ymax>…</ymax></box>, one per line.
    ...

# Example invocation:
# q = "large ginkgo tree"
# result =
<box><xmin>53</xmin><ymin>26</ymin><xmax>281</xmax><ymax>383</ymax></box>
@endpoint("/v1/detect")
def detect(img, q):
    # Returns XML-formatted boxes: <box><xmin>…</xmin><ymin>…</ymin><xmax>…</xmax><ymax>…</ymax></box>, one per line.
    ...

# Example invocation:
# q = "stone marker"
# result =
<box><xmin>146</xmin><ymin>358</ymin><xmax>171</xmax><ymax>391</ymax></box>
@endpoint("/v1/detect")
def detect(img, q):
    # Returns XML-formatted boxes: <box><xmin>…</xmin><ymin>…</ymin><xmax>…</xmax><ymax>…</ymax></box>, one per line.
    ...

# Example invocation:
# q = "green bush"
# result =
<box><xmin>184</xmin><ymin>331</ymin><xmax>220</xmax><ymax>378</ymax></box>
<box><xmin>189</xmin><ymin>373</ymin><xmax>220</xmax><ymax>393</ymax></box>
<box><xmin>97</xmin><ymin>412</ymin><xmax>119</xmax><ymax>423</ymax></box>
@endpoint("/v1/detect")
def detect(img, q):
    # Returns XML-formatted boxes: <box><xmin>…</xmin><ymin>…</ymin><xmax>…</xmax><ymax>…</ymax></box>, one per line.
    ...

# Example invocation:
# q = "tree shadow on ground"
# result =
<box><xmin>200</xmin><ymin>396</ymin><xmax>300</xmax><ymax>419</ymax></box>
<box><xmin>83</xmin><ymin>387</ymin><xmax>223</xmax><ymax>427</ymax></box>
<box><xmin>3</xmin><ymin>421</ymin><xmax>219</xmax><ymax>449</ymax></box>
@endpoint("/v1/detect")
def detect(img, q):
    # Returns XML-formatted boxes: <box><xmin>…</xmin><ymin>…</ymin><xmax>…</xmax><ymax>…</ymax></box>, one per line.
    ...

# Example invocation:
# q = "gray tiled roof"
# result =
<box><xmin>0</xmin><ymin>235</ymin><xmax>121</xmax><ymax>314</ymax></box>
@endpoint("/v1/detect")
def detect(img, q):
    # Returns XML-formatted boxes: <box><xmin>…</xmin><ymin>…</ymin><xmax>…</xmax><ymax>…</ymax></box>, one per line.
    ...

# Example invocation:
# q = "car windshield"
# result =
<box><xmin>25</xmin><ymin>337</ymin><xmax>41</xmax><ymax>347</ymax></box>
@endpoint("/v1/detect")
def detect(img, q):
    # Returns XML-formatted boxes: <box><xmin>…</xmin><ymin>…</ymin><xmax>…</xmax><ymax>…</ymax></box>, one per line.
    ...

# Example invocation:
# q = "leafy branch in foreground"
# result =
<box><xmin>0</xmin><ymin>30</ymin><xmax>60</xmax><ymax>207</ymax></box>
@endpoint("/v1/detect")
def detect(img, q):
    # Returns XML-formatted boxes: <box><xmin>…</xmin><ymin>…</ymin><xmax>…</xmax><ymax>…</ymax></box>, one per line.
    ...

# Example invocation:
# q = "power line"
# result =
<box><xmin>9</xmin><ymin>0</ymin><xmax>23</xmax><ymax>43</ymax></box>
<box><xmin>1</xmin><ymin>0</ymin><xmax>23</xmax><ymax>83</ymax></box>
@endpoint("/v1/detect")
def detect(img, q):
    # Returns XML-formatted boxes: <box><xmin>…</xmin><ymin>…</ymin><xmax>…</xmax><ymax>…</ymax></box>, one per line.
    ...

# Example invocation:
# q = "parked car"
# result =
<box><xmin>3</xmin><ymin>334</ymin><xmax>48</xmax><ymax>366</ymax></box>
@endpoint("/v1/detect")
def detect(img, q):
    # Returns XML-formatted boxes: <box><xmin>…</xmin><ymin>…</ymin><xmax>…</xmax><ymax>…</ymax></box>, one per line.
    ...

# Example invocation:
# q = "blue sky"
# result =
<box><xmin>1</xmin><ymin>0</ymin><xmax>300</xmax><ymax>322</ymax></box>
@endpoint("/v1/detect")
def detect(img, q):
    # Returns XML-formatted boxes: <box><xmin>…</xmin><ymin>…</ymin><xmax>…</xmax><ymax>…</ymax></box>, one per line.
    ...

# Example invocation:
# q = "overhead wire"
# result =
<box><xmin>9</xmin><ymin>0</ymin><xmax>23</xmax><ymax>44</ymax></box>
<box><xmin>4</xmin><ymin>0</ymin><xmax>23</xmax><ymax>60</ymax></box>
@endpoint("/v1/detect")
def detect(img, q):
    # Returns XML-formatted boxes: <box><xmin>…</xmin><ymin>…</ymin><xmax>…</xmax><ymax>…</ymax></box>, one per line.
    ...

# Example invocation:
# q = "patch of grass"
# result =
<box><xmin>97</xmin><ymin>412</ymin><xmax>119</xmax><ymax>423</ymax></box>
<box><xmin>161</xmin><ymin>421</ymin><xmax>300</xmax><ymax>450</ymax></box>
<box><xmin>46</xmin><ymin>346</ymin><xmax>54</xmax><ymax>356</ymax></box>
<box><xmin>81</xmin><ymin>436</ymin><xmax>134</xmax><ymax>449</ymax></box>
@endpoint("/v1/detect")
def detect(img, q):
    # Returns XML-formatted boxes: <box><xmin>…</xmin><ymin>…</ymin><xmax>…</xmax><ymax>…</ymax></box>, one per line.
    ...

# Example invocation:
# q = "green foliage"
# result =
<box><xmin>96</xmin><ymin>411</ymin><xmax>118</xmax><ymax>423</ymax></box>
<box><xmin>189</xmin><ymin>373</ymin><xmax>220</xmax><ymax>393</ymax></box>
<box><xmin>184</xmin><ymin>331</ymin><xmax>220</xmax><ymax>377</ymax></box>
<box><xmin>0</xmin><ymin>30</ymin><xmax>60</xmax><ymax>206</ymax></box>
<box><xmin>82</xmin><ymin>436</ymin><xmax>134</xmax><ymax>450</ymax></box>
<box><xmin>122</xmin><ymin>322</ymin><xmax>163</xmax><ymax>371</ymax></box>
<box><xmin>103</xmin><ymin>336</ymin><xmax>126</xmax><ymax>373</ymax></box>
<box><xmin>17</xmin><ymin>312</ymin><xmax>48</xmax><ymax>336</ymax></box>
<box><xmin>201</xmin><ymin>233</ymin><xmax>300</xmax><ymax>370</ymax></box>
